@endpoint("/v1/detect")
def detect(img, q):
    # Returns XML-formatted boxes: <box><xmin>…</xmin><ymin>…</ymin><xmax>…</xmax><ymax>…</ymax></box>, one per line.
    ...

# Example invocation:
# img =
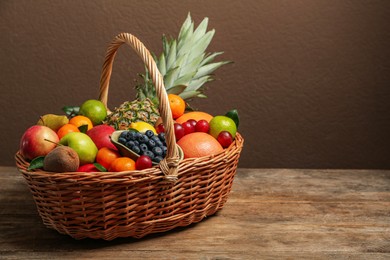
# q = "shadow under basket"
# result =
<box><xmin>14</xmin><ymin>32</ymin><xmax>244</xmax><ymax>240</ymax></box>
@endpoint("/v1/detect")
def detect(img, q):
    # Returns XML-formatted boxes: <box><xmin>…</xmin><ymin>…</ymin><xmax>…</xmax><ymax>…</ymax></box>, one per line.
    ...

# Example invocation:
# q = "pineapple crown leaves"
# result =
<box><xmin>136</xmin><ymin>13</ymin><xmax>231</xmax><ymax>104</ymax></box>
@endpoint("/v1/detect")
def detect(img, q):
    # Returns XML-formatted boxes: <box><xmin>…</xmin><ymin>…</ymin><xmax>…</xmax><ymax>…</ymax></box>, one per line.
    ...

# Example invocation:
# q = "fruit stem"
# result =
<box><xmin>44</xmin><ymin>139</ymin><xmax>63</xmax><ymax>146</ymax></box>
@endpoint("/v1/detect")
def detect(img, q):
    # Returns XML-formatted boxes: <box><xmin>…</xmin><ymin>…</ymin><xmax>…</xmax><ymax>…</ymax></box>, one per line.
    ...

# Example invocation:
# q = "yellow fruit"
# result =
<box><xmin>129</xmin><ymin>121</ymin><xmax>157</xmax><ymax>134</ymax></box>
<box><xmin>37</xmin><ymin>114</ymin><xmax>69</xmax><ymax>132</ymax></box>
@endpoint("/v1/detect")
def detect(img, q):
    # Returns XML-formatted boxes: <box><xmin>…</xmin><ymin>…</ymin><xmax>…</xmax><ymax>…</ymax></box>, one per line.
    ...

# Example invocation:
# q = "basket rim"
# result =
<box><xmin>15</xmin><ymin>132</ymin><xmax>244</xmax><ymax>181</ymax></box>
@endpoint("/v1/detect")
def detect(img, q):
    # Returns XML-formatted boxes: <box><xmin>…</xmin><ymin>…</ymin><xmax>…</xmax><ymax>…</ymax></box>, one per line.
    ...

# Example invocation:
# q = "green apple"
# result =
<box><xmin>79</xmin><ymin>99</ymin><xmax>107</xmax><ymax>126</ymax></box>
<box><xmin>59</xmin><ymin>132</ymin><xmax>98</xmax><ymax>165</ymax></box>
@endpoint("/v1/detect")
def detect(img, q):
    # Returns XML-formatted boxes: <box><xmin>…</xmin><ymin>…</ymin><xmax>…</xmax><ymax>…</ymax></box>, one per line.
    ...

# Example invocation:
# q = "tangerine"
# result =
<box><xmin>168</xmin><ymin>94</ymin><xmax>185</xmax><ymax>119</ymax></box>
<box><xmin>69</xmin><ymin>115</ymin><xmax>93</xmax><ymax>131</ymax></box>
<box><xmin>96</xmin><ymin>147</ymin><xmax>121</xmax><ymax>169</ymax></box>
<box><xmin>109</xmin><ymin>157</ymin><xmax>136</xmax><ymax>172</ymax></box>
<box><xmin>57</xmin><ymin>123</ymin><xmax>80</xmax><ymax>140</ymax></box>
<box><xmin>177</xmin><ymin>132</ymin><xmax>223</xmax><ymax>159</ymax></box>
<box><xmin>176</xmin><ymin>111</ymin><xmax>213</xmax><ymax>124</ymax></box>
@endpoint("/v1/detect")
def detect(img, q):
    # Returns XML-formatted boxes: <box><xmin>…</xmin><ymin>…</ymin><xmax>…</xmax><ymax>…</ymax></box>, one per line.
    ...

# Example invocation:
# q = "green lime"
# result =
<box><xmin>225</xmin><ymin>109</ymin><xmax>239</xmax><ymax>128</ymax></box>
<box><xmin>79</xmin><ymin>99</ymin><xmax>107</xmax><ymax>126</ymax></box>
<box><xmin>209</xmin><ymin>115</ymin><xmax>237</xmax><ymax>139</ymax></box>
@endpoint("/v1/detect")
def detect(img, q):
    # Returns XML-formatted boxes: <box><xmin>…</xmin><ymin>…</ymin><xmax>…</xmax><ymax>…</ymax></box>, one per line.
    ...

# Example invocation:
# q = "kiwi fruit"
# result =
<box><xmin>43</xmin><ymin>146</ymin><xmax>79</xmax><ymax>172</ymax></box>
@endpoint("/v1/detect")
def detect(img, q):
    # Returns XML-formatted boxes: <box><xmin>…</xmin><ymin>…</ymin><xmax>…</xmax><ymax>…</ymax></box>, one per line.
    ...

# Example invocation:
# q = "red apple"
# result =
<box><xmin>77</xmin><ymin>163</ymin><xmax>100</xmax><ymax>172</ymax></box>
<box><xmin>86</xmin><ymin>124</ymin><xmax>117</xmax><ymax>150</ymax></box>
<box><xmin>19</xmin><ymin>125</ymin><xmax>59</xmax><ymax>160</ymax></box>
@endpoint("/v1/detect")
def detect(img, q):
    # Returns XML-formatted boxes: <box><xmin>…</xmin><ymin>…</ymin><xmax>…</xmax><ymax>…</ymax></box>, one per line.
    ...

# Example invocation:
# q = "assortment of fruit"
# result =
<box><xmin>18</xmin><ymin>14</ymin><xmax>240</xmax><ymax>173</ymax></box>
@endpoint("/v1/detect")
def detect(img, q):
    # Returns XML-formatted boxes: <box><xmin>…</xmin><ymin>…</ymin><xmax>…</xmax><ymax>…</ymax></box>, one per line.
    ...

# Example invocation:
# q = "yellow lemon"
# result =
<box><xmin>129</xmin><ymin>121</ymin><xmax>157</xmax><ymax>134</ymax></box>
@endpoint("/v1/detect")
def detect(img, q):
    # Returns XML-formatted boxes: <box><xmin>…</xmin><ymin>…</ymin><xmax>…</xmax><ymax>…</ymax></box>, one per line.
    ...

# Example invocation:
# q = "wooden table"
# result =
<box><xmin>1</xmin><ymin>167</ymin><xmax>389</xmax><ymax>259</ymax></box>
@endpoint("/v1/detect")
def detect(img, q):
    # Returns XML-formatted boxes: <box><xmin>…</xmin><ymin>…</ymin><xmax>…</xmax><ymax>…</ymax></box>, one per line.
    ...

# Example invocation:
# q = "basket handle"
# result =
<box><xmin>98</xmin><ymin>33</ymin><xmax>180</xmax><ymax>182</ymax></box>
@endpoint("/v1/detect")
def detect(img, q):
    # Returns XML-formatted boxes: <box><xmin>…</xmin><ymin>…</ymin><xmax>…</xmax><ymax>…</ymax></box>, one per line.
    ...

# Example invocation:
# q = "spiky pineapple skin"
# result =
<box><xmin>104</xmin><ymin>98</ymin><xmax>159</xmax><ymax>130</ymax></box>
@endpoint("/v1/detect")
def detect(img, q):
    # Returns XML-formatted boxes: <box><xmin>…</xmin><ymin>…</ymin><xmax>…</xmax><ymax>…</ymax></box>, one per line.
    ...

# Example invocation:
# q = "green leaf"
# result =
<box><xmin>167</xmin><ymin>85</ymin><xmax>187</xmax><ymax>95</ymax></box>
<box><xmin>225</xmin><ymin>109</ymin><xmax>240</xmax><ymax>128</ymax></box>
<box><xmin>62</xmin><ymin>106</ymin><xmax>80</xmax><ymax>118</ymax></box>
<box><xmin>200</xmin><ymin>52</ymin><xmax>224</xmax><ymax>66</ymax></box>
<box><xmin>166</xmin><ymin>40</ymin><xmax>177</xmax><ymax>71</ymax></box>
<box><xmin>78</xmin><ymin>124</ymin><xmax>88</xmax><ymax>133</ymax></box>
<box><xmin>187</xmin><ymin>76</ymin><xmax>213</xmax><ymax>91</ymax></box>
<box><xmin>93</xmin><ymin>163</ymin><xmax>107</xmax><ymax>172</ymax></box>
<box><xmin>28</xmin><ymin>156</ymin><xmax>45</xmax><ymax>171</ymax></box>
<box><xmin>179</xmin><ymin>90</ymin><xmax>201</xmax><ymax>100</ymax></box>
<box><xmin>194</xmin><ymin>61</ymin><xmax>232</xmax><ymax>79</ymax></box>
<box><xmin>192</xmin><ymin>17</ymin><xmax>209</xmax><ymax>42</ymax></box>
<box><xmin>157</xmin><ymin>53</ymin><xmax>166</xmax><ymax>75</ymax></box>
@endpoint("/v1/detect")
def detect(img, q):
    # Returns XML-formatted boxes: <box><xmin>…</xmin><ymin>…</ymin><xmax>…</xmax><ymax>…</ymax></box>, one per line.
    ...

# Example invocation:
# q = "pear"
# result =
<box><xmin>37</xmin><ymin>114</ymin><xmax>69</xmax><ymax>132</ymax></box>
<box><xmin>43</xmin><ymin>146</ymin><xmax>79</xmax><ymax>172</ymax></box>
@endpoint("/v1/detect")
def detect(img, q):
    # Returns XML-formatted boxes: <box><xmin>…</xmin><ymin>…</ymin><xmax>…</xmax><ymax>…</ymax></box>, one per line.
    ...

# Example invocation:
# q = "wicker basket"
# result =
<box><xmin>15</xmin><ymin>33</ymin><xmax>244</xmax><ymax>240</ymax></box>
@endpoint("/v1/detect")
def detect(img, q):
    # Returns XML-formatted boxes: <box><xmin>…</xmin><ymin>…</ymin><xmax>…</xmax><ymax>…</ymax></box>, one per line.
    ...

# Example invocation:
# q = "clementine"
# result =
<box><xmin>176</xmin><ymin>111</ymin><xmax>213</xmax><ymax>124</ymax></box>
<box><xmin>168</xmin><ymin>94</ymin><xmax>185</xmax><ymax>119</ymax></box>
<box><xmin>177</xmin><ymin>132</ymin><xmax>223</xmax><ymax>159</ymax></box>
<box><xmin>109</xmin><ymin>157</ymin><xmax>136</xmax><ymax>172</ymax></box>
<box><xmin>69</xmin><ymin>115</ymin><xmax>93</xmax><ymax>131</ymax></box>
<box><xmin>96</xmin><ymin>147</ymin><xmax>120</xmax><ymax>169</ymax></box>
<box><xmin>57</xmin><ymin>123</ymin><xmax>80</xmax><ymax>140</ymax></box>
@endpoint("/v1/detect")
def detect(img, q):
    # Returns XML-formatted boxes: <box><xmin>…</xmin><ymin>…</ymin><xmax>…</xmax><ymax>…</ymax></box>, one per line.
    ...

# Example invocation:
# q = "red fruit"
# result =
<box><xmin>195</xmin><ymin>120</ymin><xmax>210</xmax><ymax>133</ymax></box>
<box><xmin>217</xmin><ymin>131</ymin><xmax>233</xmax><ymax>148</ymax></box>
<box><xmin>86</xmin><ymin>124</ymin><xmax>117</xmax><ymax>150</ymax></box>
<box><xmin>19</xmin><ymin>125</ymin><xmax>59</xmax><ymax>160</ymax></box>
<box><xmin>187</xmin><ymin>119</ymin><xmax>197</xmax><ymax>128</ymax></box>
<box><xmin>77</xmin><ymin>163</ymin><xmax>100</xmax><ymax>172</ymax></box>
<box><xmin>182</xmin><ymin>121</ymin><xmax>195</xmax><ymax>135</ymax></box>
<box><xmin>156</xmin><ymin>123</ymin><xmax>165</xmax><ymax>134</ymax></box>
<box><xmin>136</xmin><ymin>155</ymin><xmax>153</xmax><ymax>170</ymax></box>
<box><xmin>174</xmin><ymin>123</ymin><xmax>185</xmax><ymax>141</ymax></box>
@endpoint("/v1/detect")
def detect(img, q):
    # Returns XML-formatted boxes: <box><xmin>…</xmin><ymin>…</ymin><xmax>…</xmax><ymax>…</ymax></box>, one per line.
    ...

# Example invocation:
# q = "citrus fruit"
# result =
<box><xmin>79</xmin><ymin>99</ymin><xmax>107</xmax><ymax>126</ymax></box>
<box><xmin>168</xmin><ymin>94</ymin><xmax>185</xmax><ymax>119</ymax></box>
<box><xmin>69</xmin><ymin>115</ymin><xmax>93</xmax><ymax>131</ymax></box>
<box><xmin>57</xmin><ymin>123</ymin><xmax>80</xmax><ymax>139</ymax></box>
<box><xmin>209</xmin><ymin>115</ymin><xmax>237</xmax><ymax>139</ymax></box>
<box><xmin>176</xmin><ymin>111</ymin><xmax>213</xmax><ymax>124</ymax></box>
<box><xmin>177</xmin><ymin>132</ymin><xmax>223</xmax><ymax>159</ymax></box>
<box><xmin>109</xmin><ymin>157</ymin><xmax>136</xmax><ymax>172</ymax></box>
<box><xmin>96</xmin><ymin>147</ymin><xmax>120</xmax><ymax>169</ymax></box>
<box><xmin>130</xmin><ymin>121</ymin><xmax>157</xmax><ymax>134</ymax></box>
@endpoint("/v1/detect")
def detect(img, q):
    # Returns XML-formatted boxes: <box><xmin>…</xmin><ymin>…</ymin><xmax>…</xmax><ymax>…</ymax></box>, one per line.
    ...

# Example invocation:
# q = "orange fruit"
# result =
<box><xmin>109</xmin><ymin>157</ymin><xmax>136</xmax><ymax>172</ymax></box>
<box><xmin>168</xmin><ymin>94</ymin><xmax>185</xmax><ymax>119</ymax></box>
<box><xmin>69</xmin><ymin>115</ymin><xmax>93</xmax><ymax>131</ymax></box>
<box><xmin>57</xmin><ymin>123</ymin><xmax>80</xmax><ymax>140</ymax></box>
<box><xmin>176</xmin><ymin>111</ymin><xmax>213</xmax><ymax>124</ymax></box>
<box><xmin>96</xmin><ymin>147</ymin><xmax>121</xmax><ymax>169</ymax></box>
<box><xmin>177</xmin><ymin>132</ymin><xmax>223</xmax><ymax>159</ymax></box>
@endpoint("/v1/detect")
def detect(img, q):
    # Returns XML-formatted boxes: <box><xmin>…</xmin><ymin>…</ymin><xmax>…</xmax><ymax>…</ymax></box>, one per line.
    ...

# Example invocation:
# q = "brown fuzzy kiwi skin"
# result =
<box><xmin>43</xmin><ymin>146</ymin><xmax>80</xmax><ymax>172</ymax></box>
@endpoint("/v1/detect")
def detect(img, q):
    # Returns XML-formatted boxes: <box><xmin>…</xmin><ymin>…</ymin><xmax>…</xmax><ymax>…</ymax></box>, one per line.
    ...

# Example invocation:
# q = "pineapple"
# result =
<box><xmin>137</xmin><ymin>13</ymin><xmax>231</xmax><ymax>103</ymax></box>
<box><xmin>105</xmin><ymin>13</ymin><xmax>229</xmax><ymax>130</ymax></box>
<box><xmin>104</xmin><ymin>98</ymin><xmax>159</xmax><ymax>129</ymax></box>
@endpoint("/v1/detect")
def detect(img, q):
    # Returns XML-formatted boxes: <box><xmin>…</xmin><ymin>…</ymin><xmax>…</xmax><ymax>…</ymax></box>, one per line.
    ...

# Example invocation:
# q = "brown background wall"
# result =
<box><xmin>1</xmin><ymin>0</ymin><xmax>389</xmax><ymax>168</ymax></box>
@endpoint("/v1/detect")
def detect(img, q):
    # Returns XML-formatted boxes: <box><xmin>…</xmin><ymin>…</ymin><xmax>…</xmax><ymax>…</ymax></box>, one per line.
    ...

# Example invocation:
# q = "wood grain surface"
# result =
<box><xmin>1</xmin><ymin>167</ymin><xmax>389</xmax><ymax>259</ymax></box>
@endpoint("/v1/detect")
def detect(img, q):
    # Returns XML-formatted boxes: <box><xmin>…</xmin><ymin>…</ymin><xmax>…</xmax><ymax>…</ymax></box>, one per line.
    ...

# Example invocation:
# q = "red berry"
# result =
<box><xmin>136</xmin><ymin>155</ymin><xmax>152</xmax><ymax>170</ymax></box>
<box><xmin>217</xmin><ymin>131</ymin><xmax>233</xmax><ymax>148</ymax></box>
<box><xmin>182</xmin><ymin>121</ymin><xmax>195</xmax><ymax>135</ymax></box>
<box><xmin>195</xmin><ymin>120</ymin><xmax>210</xmax><ymax>133</ymax></box>
<box><xmin>174</xmin><ymin>123</ymin><xmax>185</xmax><ymax>141</ymax></box>
<box><xmin>156</xmin><ymin>123</ymin><xmax>165</xmax><ymax>134</ymax></box>
<box><xmin>187</xmin><ymin>119</ymin><xmax>197</xmax><ymax>128</ymax></box>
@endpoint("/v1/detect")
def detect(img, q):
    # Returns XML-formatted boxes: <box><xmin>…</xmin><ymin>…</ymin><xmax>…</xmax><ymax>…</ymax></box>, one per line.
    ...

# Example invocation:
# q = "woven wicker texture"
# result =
<box><xmin>15</xmin><ymin>33</ymin><xmax>244</xmax><ymax>240</ymax></box>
